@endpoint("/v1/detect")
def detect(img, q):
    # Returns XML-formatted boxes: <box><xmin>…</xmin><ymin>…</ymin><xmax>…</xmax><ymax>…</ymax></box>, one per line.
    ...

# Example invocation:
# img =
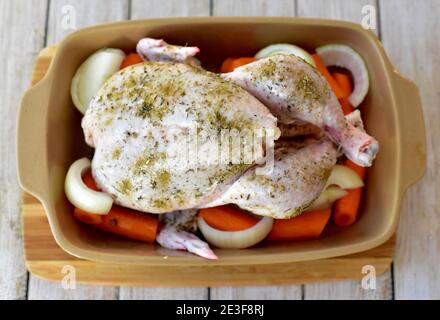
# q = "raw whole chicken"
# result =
<box><xmin>223</xmin><ymin>54</ymin><xmax>379</xmax><ymax>167</ymax></box>
<box><xmin>82</xmin><ymin>61</ymin><xmax>279</xmax><ymax>214</ymax></box>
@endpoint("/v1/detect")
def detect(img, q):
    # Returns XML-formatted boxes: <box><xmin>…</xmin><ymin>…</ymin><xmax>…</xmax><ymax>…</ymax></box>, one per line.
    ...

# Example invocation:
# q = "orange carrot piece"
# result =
<box><xmin>82</xmin><ymin>170</ymin><xmax>99</xmax><ymax>191</ymax></box>
<box><xmin>332</xmin><ymin>71</ymin><xmax>355</xmax><ymax>115</ymax></box>
<box><xmin>220</xmin><ymin>57</ymin><xmax>256</xmax><ymax>73</ymax></box>
<box><xmin>229</xmin><ymin>57</ymin><xmax>256</xmax><ymax>70</ymax></box>
<box><xmin>331</xmin><ymin>71</ymin><xmax>367</xmax><ymax>228</ymax></box>
<box><xmin>220</xmin><ymin>57</ymin><xmax>235</xmax><ymax>73</ymax></box>
<box><xmin>344</xmin><ymin>158</ymin><xmax>366</xmax><ymax>180</ymax></box>
<box><xmin>332</xmin><ymin>71</ymin><xmax>353</xmax><ymax>96</ymax></box>
<box><xmin>333</xmin><ymin>159</ymin><xmax>366</xmax><ymax>227</ymax></box>
<box><xmin>74</xmin><ymin>170</ymin><xmax>159</xmax><ymax>242</ymax></box>
<box><xmin>74</xmin><ymin>208</ymin><xmax>103</xmax><ymax>225</ymax></box>
<box><xmin>339</xmin><ymin>97</ymin><xmax>355</xmax><ymax>115</ymax></box>
<box><xmin>120</xmin><ymin>53</ymin><xmax>143</xmax><ymax>69</ymax></box>
<box><xmin>199</xmin><ymin>205</ymin><xmax>259</xmax><ymax>231</ymax></box>
<box><xmin>267</xmin><ymin>209</ymin><xmax>331</xmax><ymax>241</ymax></box>
<box><xmin>97</xmin><ymin>206</ymin><xmax>158</xmax><ymax>243</ymax></box>
<box><xmin>312</xmin><ymin>54</ymin><xmax>345</xmax><ymax>99</ymax></box>
<box><xmin>333</xmin><ymin>188</ymin><xmax>362</xmax><ymax>227</ymax></box>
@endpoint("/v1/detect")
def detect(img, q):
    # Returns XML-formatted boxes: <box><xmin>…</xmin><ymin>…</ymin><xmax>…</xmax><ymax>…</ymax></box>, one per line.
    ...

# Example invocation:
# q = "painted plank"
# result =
<box><xmin>211</xmin><ymin>286</ymin><xmax>302</xmax><ymax>300</ymax></box>
<box><xmin>27</xmin><ymin>0</ymin><xmax>129</xmax><ymax>300</ymax></box>
<box><xmin>380</xmin><ymin>0</ymin><xmax>440</xmax><ymax>299</ymax></box>
<box><xmin>119</xmin><ymin>287</ymin><xmax>208</xmax><ymax>300</ymax></box>
<box><xmin>46</xmin><ymin>0</ymin><xmax>129</xmax><ymax>45</ymax></box>
<box><xmin>0</xmin><ymin>0</ymin><xmax>47</xmax><ymax>300</ymax></box>
<box><xmin>213</xmin><ymin>0</ymin><xmax>295</xmax><ymax>16</ymax></box>
<box><xmin>297</xmin><ymin>0</ymin><xmax>392</xmax><ymax>300</ymax></box>
<box><xmin>122</xmin><ymin>0</ymin><xmax>211</xmax><ymax>300</ymax></box>
<box><xmin>298</xmin><ymin>0</ymin><xmax>378</xmax><ymax>35</ymax></box>
<box><xmin>131</xmin><ymin>0</ymin><xmax>210</xmax><ymax>19</ymax></box>
<box><xmin>210</xmin><ymin>0</ymin><xmax>300</xmax><ymax>300</ymax></box>
<box><xmin>27</xmin><ymin>281</ymin><xmax>118</xmax><ymax>300</ymax></box>
<box><xmin>304</xmin><ymin>272</ymin><xmax>392</xmax><ymax>300</ymax></box>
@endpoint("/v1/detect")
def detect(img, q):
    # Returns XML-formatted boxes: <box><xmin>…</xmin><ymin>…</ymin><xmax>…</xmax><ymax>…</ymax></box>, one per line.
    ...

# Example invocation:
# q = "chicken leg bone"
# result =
<box><xmin>156</xmin><ymin>210</ymin><xmax>218</xmax><ymax>260</ymax></box>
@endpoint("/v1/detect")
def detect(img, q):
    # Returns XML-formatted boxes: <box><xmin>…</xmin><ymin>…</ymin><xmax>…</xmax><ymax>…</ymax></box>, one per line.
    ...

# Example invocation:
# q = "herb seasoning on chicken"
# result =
<box><xmin>82</xmin><ymin>61</ymin><xmax>278</xmax><ymax>213</ymax></box>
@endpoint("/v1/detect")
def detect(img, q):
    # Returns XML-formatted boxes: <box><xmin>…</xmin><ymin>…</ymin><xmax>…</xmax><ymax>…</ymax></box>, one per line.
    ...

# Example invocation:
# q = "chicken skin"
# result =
<box><xmin>136</xmin><ymin>38</ymin><xmax>201</xmax><ymax>66</ymax></box>
<box><xmin>82</xmin><ymin>61</ymin><xmax>278</xmax><ymax>214</ymax></box>
<box><xmin>157</xmin><ymin>209</ymin><xmax>217</xmax><ymax>260</ymax></box>
<box><xmin>223</xmin><ymin>54</ymin><xmax>379</xmax><ymax>167</ymax></box>
<box><xmin>201</xmin><ymin>139</ymin><xmax>338</xmax><ymax>219</ymax></box>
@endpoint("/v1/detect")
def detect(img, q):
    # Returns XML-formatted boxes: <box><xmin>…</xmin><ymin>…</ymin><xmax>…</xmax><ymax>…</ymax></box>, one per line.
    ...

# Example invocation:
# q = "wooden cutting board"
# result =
<box><xmin>21</xmin><ymin>46</ymin><xmax>395</xmax><ymax>287</ymax></box>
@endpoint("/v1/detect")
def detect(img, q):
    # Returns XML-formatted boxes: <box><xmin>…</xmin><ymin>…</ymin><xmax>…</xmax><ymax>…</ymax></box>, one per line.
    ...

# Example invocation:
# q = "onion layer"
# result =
<box><xmin>316</xmin><ymin>44</ymin><xmax>369</xmax><ymax>107</ymax></box>
<box><xmin>71</xmin><ymin>48</ymin><xmax>126</xmax><ymax>114</ymax></box>
<box><xmin>197</xmin><ymin>215</ymin><xmax>273</xmax><ymax>249</ymax></box>
<box><xmin>307</xmin><ymin>186</ymin><xmax>348</xmax><ymax>211</ymax></box>
<box><xmin>324</xmin><ymin>164</ymin><xmax>364</xmax><ymax>190</ymax></box>
<box><xmin>64</xmin><ymin>158</ymin><xmax>113</xmax><ymax>215</ymax></box>
<box><xmin>255</xmin><ymin>43</ymin><xmax>316</xmax><ymax>67</ymax></box>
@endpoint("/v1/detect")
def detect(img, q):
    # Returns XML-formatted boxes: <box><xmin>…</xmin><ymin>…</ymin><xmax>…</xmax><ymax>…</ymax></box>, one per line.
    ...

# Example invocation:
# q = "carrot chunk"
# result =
<box><xmin>267</xmin><ymin>209</ymin><xmax>331</xmax><ymax>241</ymax></box>
<box><xmin>120</xmin><ymin>53</ymin><xmax>143</xmax><ymax>69</ymax></box>
<box><xmin>220</xmin><ymin>57</ymin><xmax>256</xmax><ymax>73</ymax></box>
<box><xmin>74</xmin><ymin>170</ymin><xmax>159</xmax><ymax>243</ymax></box>
<box><xmin>312</xmin><ymin>54</ymin><xmax>345</xmax><ymax>99</ymax></box>
<box><xmin>333</xmin><ymin>159</ymin><xmax>366</xmax><ymax>227</ymax></box>
<box><xmin>199</xmin><ymin>205</ymin><xmax>259</xmax><ymax>231</ymax></box>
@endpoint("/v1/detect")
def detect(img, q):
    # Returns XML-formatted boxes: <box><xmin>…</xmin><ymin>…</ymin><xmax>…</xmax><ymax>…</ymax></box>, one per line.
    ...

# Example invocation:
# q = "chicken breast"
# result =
<box><xmin>82</xmin><ymin>61</ymin><xmax>278</xmax><ymax>213</ymax></box>
<box><xmin>201</xmin><ymin>139</ymin><xmax>338</xmax><ymax>219</ymax></box>
<box><xmin>223</xmin><ymin>54</ymin><xmax>379</xmax><ymax>167</ymax></box>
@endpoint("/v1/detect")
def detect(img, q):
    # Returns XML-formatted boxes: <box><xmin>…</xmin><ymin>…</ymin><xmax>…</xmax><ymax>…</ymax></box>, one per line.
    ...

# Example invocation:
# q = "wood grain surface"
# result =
<box><xmin>0</xmin><ymin>0</ymin><xmax>48</xmax><ymax>300</ymax></box>
<box><xmin>2</xmin><ymin>0</ymin><xmax>435</xmax><ymax>299</ymax></box>
<box><xmin>380</xmin><ymin>0</ymin><xmax>440</xmax><ymax>299</ymax></box>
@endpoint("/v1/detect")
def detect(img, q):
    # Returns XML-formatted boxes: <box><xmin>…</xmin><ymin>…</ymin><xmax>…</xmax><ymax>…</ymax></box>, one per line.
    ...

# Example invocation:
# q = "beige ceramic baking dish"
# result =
<box><xmin>17</xmin><ymin>17</ymin><xmax>426</xmax><ymax>266</ymax></box>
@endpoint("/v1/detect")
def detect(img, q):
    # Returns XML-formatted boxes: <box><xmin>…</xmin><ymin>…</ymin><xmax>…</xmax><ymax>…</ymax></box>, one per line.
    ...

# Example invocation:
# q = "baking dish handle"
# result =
<box><xmin>17</xmin><ymin>76</ymin><xmax>51</xmax><ymax>201</ymax></box>
<box><xmin>393</xmin><ymin>71</ymin><xmax>427</xmax><ymax>191</ymax></box>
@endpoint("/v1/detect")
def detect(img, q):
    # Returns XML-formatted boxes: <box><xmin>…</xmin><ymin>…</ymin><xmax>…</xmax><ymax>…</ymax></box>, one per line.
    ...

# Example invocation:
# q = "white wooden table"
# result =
<box><xmin>1</xmin><ymin>0</ymin><xmax>437</xmax><ymax>300</ymax></box>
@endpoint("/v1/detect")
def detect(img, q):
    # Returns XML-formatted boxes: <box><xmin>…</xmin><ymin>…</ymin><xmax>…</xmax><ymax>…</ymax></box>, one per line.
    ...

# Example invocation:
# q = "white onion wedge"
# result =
<box><xmin>324</xmin><ymin>164</ymin><xmax>364</xmax><ymax>190</ymax></box>
<box><xmin>197</xmin><ymin>216</ymin><xmax>273</xmax><ymax>249</ymax></box>
<box><xmin>71</xmin><ymin>48</ymin><xmax>126</xmax><ymax>114</ymax></box>
<box><xmin>306</xmin><ymin>186</ymin><xmax>348</xmax><ymax>211</ymax></box>
<box><xmin>255</xmin><ymin>43</ymin><xmax>316</xmax><ymax>67</ymax></box>
<box><xmin>316</xmin><ymin>44</ymin><xmax>369</xmax><ymax>107</ymax></box>
<box><xmin>64</xmin><ymin>158</ymin><xmax>113</xmax><ymax>215</ymax></box>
